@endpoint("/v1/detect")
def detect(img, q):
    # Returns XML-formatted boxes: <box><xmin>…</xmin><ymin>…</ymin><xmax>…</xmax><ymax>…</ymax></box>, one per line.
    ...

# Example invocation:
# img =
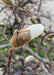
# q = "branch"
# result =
<box><xmin>40</xmin><ymin>62</ymin><xmax>48</xmax><ymax>72</ymax></box>
<box><xmin>37</xmin><ymin>0</ymin><xmax>42</xmax><ymax>17</ymax></box>
<box><xmin>0</xmin><ymin>43</ymin><xmax>11</xmax><ymax>49</ymax></box>
<box><xmin>23</xmin><ymin>45</ymin><xmax>51</xmax><ymax>64</ymax></box>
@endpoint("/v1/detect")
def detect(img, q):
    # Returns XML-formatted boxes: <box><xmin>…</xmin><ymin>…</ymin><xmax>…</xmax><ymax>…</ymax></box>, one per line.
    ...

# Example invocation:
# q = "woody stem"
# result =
<box><xmin>20</xmin><ymin>47</ymin><xmax>25</xmax><ymax>71</ymax></box>
<box><xmin>7</xmin><ymin>49</ymin><xmax>15</xmax><ymax>74</ymax></box>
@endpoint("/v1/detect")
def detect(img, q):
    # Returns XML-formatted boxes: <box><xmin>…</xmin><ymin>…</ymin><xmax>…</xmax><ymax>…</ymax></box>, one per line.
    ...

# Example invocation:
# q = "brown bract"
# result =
<box><xmin>10</xmin><ymin>26</ymin><xmax>31</xmax><ymax>49</ymax></box>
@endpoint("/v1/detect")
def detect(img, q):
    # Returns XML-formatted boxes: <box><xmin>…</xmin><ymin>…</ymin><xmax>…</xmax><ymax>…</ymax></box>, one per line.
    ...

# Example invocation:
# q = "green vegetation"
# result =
<box><xmin>14</xmin><ymin>63</ymin><xmax>19</xmax><ymax>67</ymax></box>
<box><xmin>0</xmin><ymin>20</ymin><xmax>4</xmax><ymax>24</ymax></box>
<box><xmin>38</xmin><ymin>50</ymin><xmax>44</xmax><ymax>58</ymax></box>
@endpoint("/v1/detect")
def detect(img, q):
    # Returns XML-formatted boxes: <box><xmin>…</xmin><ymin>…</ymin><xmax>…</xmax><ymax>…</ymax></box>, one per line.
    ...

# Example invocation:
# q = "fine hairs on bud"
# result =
<box><xmin>10</xmin><ymin>24</ymin><xmax>44</xmax><ymax>49</ymax></box>
<box><xmin>10</xmin><ymin>29</ymin><xmax>31</xmax><ymax>49</ymax></box>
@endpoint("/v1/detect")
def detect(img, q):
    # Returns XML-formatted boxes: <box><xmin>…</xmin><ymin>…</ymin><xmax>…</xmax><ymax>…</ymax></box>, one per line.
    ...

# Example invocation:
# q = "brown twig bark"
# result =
<box><xmin>7</xmin><ymin>48</ymin><xmax>15</xmax><ymax>74</ymax></box>
<box><xmin>37</xmin><ymin>0</ymin><xmax>42</xmax><ymax>17</ymax></box>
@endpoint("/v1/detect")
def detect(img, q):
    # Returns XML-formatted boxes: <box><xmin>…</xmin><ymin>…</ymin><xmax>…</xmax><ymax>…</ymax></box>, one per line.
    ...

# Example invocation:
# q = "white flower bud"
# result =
<box><xmin>25</xmin><ymin>24</ymin><xmax>44</xmax><ymax>40</ymax></box>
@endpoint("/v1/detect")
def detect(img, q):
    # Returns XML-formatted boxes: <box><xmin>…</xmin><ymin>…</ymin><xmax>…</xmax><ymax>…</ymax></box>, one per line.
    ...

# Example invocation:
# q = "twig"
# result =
<box><xmin>37</xmin><ymin>0</ymin><xmax>42</xmax><ymax>17</ymax></box>
<box><xmin>40</xmin><ymin>62</ymin><xmax>48</xmax><ymax>72</ymax></box>
<box><xmin>7</xmin><ymin>48</ymin><xmax>15</xmax><ymax>74</ymax></box>
<box><xmin>0</xmin><ymin>43</ymin><xmax>11</xmax><ymax>49</ymax></box>
<box><xmin>23</xmin><ymin>45</ymin><xmax>51</xmax><ymax>63</ymax></box>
